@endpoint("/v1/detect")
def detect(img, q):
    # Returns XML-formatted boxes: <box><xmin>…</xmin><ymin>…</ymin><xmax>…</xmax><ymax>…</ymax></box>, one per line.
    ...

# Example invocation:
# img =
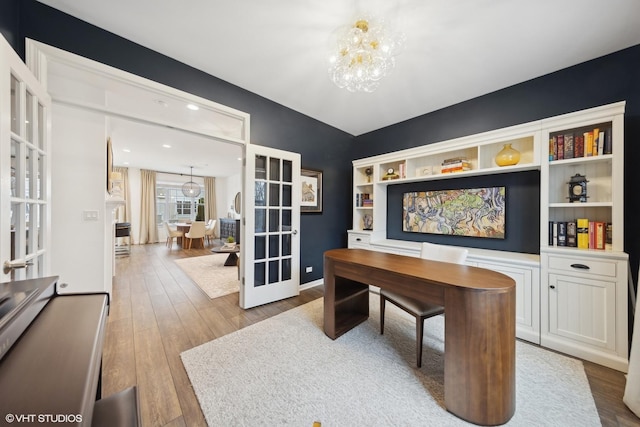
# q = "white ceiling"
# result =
<box><xmin>34</xmin><ymin>0</ymin><xmax>640</xmax><ymax>174</ymax></box>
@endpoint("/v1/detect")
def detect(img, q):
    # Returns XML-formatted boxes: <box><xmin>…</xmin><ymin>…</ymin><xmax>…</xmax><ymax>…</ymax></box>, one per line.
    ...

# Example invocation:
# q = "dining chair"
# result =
<box><xmin>184</xmin><ymin>221</ymin><xmax>206</xmax><ymax>249</ymax></box>
<box><xmin>204</xmin><ymin>219</ymin><xmax>217</xmax><ymax>246</ymax></box>
<box><xmin>164</xmin><ymin>222</ymin><xmax>183</xmax><ymax>249</ymax></box>
<box><xmin>380</xmin><ymin>242</ymin><xmax>469</xmax><ymax>367</ymax></box>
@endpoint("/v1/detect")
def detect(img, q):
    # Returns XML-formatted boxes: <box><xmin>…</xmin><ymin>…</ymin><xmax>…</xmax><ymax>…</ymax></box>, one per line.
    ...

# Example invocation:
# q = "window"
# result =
<box><xmin>156</xmin><ymin>185</ymin><xmax>204</xmax><ymax>225</ymax></box>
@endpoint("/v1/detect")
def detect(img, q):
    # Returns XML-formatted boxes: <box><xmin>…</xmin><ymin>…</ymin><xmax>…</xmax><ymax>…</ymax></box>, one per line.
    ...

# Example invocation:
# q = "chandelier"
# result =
<box><xmin>328</xmin><ymin>17</ymin><xmax>404</xmax><ymax>93</ymax></box>
<box><xmin>182</xmin><ymin>166</ymin><xmax>201</xmax><ymax>198</ymax></box>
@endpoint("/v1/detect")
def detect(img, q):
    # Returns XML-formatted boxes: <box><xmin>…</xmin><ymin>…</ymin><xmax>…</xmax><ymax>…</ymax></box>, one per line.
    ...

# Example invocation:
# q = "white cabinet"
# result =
<box><xmin>541</xmin><ymin>250</ymin><xmax>628</xmax><ymax>371</ymax></box>
<box><xmin>539</xmin><ymin>102</ymin><xmax>627</xmax><ymax>372</ymax></box>
<box><xmin>476</xmin><ymin>259</ymin><xmax>540</xmax><ymax>344</ymax></box>
<box><xmin>348</xmin><ymin>102</ymin><xmax>628</xmax><ymax>371</ymax></box>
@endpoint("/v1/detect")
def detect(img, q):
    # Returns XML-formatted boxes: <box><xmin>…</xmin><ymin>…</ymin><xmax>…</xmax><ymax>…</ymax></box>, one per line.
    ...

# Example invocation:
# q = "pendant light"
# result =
<box><xmin>182</xmin><ymin>166</ymin><xmax>201</xmax><ymax>198</ymax></box>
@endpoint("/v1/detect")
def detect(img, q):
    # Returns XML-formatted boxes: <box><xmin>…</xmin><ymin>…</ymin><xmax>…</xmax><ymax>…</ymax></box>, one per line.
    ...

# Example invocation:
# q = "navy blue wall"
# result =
<box><xmin>11</xmin><ymin>0</ymin><xmax>353</xmax><ymax>284</ymax></box>
<box><xmin>4</xmin><ymin>1</ymin><xmax>639</xmax><ymax>290</ymax></box>
<box><xmin>355</xmin><ymin>45</ymin><xmax>640</xmax><ymax>287</ymax></box>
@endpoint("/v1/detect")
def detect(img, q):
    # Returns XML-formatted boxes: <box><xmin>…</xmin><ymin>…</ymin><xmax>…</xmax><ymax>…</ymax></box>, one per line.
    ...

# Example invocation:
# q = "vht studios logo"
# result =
<box><xmin>5</xmin><ymin>413</ymin><xmax>83</xmax><ymax>423</ymax></box>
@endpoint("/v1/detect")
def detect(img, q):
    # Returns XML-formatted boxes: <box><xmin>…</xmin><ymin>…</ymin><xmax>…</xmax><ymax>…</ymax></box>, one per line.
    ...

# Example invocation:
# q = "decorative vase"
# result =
<box><xmin>495</xmin><ymin>143</ymin><xmax>521</xmax><ymax>167</ymax></box>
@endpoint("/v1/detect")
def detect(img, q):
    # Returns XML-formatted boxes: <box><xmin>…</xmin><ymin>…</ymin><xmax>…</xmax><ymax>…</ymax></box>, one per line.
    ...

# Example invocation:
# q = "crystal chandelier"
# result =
<box><xmin>328</xmin><ymin>17</ymin><xmax>404</xmax><ymax>93</ymax></box>
<box><xmin>182</xmin><ymin>166</ymin><xmax>201</xmax><ymax>198</ymax></box>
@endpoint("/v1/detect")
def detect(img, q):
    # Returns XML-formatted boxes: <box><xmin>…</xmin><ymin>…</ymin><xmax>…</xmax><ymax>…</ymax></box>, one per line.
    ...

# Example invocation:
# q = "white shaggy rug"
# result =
<box><xmin>181</xmin><ymin>293</ymin><xmax>601</xmax><ymax>426</ymax></box>
<box><xmin>174</xmin><ymin>254</ymin><xmax>239</xmax><ymax>299</ymax></box>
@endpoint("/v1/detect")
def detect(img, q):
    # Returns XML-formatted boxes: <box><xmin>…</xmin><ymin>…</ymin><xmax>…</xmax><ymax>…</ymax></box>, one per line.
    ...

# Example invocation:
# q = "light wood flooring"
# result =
<box><xmin>103</xmin><ymin>242</ymin><xmax>640</xmax><ymax>426</ymax></box>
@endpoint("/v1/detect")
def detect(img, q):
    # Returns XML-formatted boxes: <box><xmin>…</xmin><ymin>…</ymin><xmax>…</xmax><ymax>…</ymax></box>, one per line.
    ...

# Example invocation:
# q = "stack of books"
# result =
<box><xmin>548</xmin><ymin>219</ymin><xmax>611</xmax><ymax>250</ymax></box>
<box><xmin>440</xmin><ymin>157</ymin><xmax>471</xmax><ymax>174</ymax></box>
<box><xmin>356</xmin><ymin>193</ymin><xmax>373</xmax><ymax>207</ymax></box>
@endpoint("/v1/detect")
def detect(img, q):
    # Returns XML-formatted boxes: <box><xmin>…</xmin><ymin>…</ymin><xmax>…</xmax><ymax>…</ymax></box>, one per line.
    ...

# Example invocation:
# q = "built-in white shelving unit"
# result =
<box><xmin>349</xmin><ymin>101</ymin><xmax>628</xmax><ymax>371</ymax></box>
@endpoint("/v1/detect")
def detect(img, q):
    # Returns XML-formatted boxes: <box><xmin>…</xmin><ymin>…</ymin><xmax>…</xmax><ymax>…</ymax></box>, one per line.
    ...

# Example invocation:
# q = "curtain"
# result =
<box><xmin>139</xmin><ymin>169</ymin><xmax>158</xmax><ymax>244</ymax></box>
<box><xmin>114</xmin><ymin>166</ymin><xmax>131</xmax><ymax>224</ymax></box>
<box><xmin>204</xmin><ymin>176</ymin><xmax>217</xmax><ymax>222</ymax></box>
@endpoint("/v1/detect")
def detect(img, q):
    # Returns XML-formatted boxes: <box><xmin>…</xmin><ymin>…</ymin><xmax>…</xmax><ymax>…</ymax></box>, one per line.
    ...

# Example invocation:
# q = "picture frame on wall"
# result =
<box><xmin>301</xmin><ymin>168</ymin><xmax>322</xmax><ymax>213</ymax></box>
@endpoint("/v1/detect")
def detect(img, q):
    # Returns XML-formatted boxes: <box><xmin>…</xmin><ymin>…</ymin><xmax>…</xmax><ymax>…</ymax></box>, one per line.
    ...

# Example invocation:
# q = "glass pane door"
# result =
<box><xmin>1</xmin><ymin>36</ymin><xmax>51</xmax><ymax>281</ymax></box>
<box><xmin>241</xmin><ymin>144</ymin><xmax>300</xmax><ymax>308</ymax></box>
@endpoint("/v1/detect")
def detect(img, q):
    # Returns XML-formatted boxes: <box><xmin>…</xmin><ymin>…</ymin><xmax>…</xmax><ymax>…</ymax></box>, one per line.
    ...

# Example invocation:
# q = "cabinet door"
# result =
<box><xmin>478</xmin><ymin>262</ymin><xmax>539</xmax><ymax>344</ymax></box>
<box><xmin>548</xmin><ymin>273</ymin><xmax>616</xmax><ymax>351</ymax></box>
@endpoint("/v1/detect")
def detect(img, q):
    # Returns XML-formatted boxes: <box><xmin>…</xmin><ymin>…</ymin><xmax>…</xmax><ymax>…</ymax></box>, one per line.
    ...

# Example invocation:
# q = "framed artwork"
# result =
<box><xmin>402</xmin><ymin>186</ymin><xmax>506</xmax><ymax>238</ymax></box>
<box><xmin>301</xmin><ymin>168</ymin><xmax>322</xmax><ymax>213</ymax></box>
<box><xmin>106</xmin><ymin>137</ymin><xmax>113</xmax><ymax>194</ymax></box>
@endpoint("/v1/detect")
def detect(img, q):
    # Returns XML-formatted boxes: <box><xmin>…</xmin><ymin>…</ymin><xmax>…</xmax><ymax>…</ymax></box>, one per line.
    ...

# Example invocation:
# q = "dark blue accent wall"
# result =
<box><xmin>13</xmin><ymin>0</ymin><xmax>353</xmax><ymax>284</ymax></box>
<box><xmin>4</xmin><ymin>0</ymin><xmax>639</xmax><ymax>291</ymax></box>
<box><xmin>354</xmin><ymin>45</ymin><xmax>640</xmax><ymax>288</ymax></box>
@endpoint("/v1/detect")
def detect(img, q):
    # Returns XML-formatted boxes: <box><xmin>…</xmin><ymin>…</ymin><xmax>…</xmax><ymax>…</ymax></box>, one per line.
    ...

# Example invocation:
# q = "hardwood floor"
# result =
<box><xmin>102</xmin><ymin>243</ymin><xmax>640</xmax><ymax>426</ymax></box>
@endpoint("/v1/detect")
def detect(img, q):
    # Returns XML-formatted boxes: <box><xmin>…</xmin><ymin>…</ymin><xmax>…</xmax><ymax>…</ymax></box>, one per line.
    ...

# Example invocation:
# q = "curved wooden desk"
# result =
<box><xmin>323</xmin><ymin>248</ymin><xmax>516</xmax><ymax>426</ymax></box>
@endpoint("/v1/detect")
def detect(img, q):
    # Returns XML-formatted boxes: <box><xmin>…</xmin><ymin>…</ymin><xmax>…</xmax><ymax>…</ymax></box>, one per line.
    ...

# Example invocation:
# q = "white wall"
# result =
<box><xmin>51</xmin><ymin>104</ymin><xmax>111</xmax><ymax>294</ymax></box>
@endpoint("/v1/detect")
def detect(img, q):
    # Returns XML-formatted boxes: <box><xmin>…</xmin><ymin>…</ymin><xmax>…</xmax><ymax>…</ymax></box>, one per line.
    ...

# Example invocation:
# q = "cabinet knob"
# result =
<box><xmin>356</xmin><ymin>238</ymin><xmax>361</xmax><ymax>241</ymax></box>
<box><xmin>570</xmin><ymin>263</ymin><xmax>590</xmax><ymax>270</ymax></box>
<box><xmin>549</xmin><ymin>285</ymin><xmax>555</xmax><ymax>289</ymax></box>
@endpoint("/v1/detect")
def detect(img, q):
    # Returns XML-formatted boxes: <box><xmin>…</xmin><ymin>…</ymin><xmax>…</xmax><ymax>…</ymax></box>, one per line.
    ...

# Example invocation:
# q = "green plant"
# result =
<box><xmin>226</xmin><ymin>236</ymin><xmax>235</xmax><ymax>243</ymax></box>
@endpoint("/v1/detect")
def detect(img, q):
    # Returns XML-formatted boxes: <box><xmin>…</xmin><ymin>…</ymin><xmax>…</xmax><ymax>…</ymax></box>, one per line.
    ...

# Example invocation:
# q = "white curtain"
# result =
<box><xmin>204</xmin><ymin>176</ymin><xmax>217</xmax><ymax>222</ymax></box>
<box><xmin>624</xmin><ymin>270</ymin><xmax>640</xmax><ymax>417</ymax></box>
<box><xmin>114</xmin><ymin>166</ymin><xmax>131</xmax><ymax>223</ymax></box>
<box><xmin>139</xmin><ymin>169</ymin><xmax>158</xmax><ymax>244</ymax></box>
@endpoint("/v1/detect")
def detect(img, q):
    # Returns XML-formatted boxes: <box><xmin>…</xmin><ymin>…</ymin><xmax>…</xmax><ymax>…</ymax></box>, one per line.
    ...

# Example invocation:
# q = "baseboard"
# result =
<box><xmin>300</xmin><ymin>278</ymin><xmax>323</xmax><ymax>291</ymax></box>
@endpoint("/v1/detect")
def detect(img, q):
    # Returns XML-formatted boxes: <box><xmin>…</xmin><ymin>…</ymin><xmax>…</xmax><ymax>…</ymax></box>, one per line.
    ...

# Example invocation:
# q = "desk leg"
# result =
<box><xmin>323</xmin><ymin>259</ymin><xmax>369</xmax><ymax>340</ymax></box>
<box><xmin>444</xmin><ymin>286</ymin><xmax>516</xmax><ymax>426</ymax></box>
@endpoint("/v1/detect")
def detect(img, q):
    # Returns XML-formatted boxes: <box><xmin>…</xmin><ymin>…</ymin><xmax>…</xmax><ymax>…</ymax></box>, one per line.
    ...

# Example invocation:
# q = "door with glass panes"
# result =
<box><xmin>241</xmin><ymin>144</ymin><xmax>300</xmax><ymax>308</ymax></box>
<box><xmin>1</xmin><ymin>35</ymin><xmax>51</xmax><ymax>281</ymax></box>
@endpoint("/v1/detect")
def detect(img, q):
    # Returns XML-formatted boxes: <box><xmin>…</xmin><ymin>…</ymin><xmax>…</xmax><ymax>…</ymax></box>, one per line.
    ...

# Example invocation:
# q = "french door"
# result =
<box><xmin>241</xmin><ymin>144</ymin><xmax>300</xmax><ymax>308</ymax></box>
<box><xmin>0</xmin><ymin>35</ymin><xmax>51</xmax><ymax>282</ymax></box>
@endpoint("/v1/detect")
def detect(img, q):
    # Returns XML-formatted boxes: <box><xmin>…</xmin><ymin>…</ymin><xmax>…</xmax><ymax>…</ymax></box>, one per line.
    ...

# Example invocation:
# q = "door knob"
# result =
<box><xmin>3</xmin><ymin>260</ymin><xmax>33</xmax><ymax>274</ymax></box>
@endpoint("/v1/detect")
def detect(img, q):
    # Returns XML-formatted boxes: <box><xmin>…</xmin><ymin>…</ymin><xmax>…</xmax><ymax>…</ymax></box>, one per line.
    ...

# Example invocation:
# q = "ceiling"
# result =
<box><xmin>34</xmin><ymin>0</ymin><xmax>640</xmax><ymax>175</ymax></box>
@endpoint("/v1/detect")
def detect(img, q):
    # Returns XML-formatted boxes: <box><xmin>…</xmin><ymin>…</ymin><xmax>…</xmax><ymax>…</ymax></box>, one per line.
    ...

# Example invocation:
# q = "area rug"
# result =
<box><xmin>181</xmin><ymin>294</ymin><xmax>601</xmax><ymax>426</ymax></box>
<box><xmin>174</xmin><ymin>254</ymin><xmax>239</xmax><ymax>299</ymax></box>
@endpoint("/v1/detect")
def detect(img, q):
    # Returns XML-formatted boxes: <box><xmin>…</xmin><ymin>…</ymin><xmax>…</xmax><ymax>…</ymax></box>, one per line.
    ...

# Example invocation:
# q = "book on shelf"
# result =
<box><xmin>548</xmin><ymin>221</ymin><xmax>554</xmax><ymax>246</ymax></box>
<box><xmin>606</xmin><ymin>223</ymin><xmax>613</xmax><ymax>250</ymax></box>
<box><xmin>574</xmin><ymin>134</ymin><xmax>584</xmax><ymax>158</ymax></box>
<box><xmin>563</xmin><ymin>134</ymin><xmax>574</xmax><ymax>159</ymax></box>
<box><xmin>557</xmin><ymin>134</ymin><xmax>564</xmax><ymax>160</ymax></box>
<box><xmin>604</xmin><ymin>130</ymin><xmax>612</xmax><ymax>154</ymax></box>
<box><xmin>566</xmin><ymin>221</ymin><xmax>577</xmax><ymax>247</ymax></box>
<box><xmin>592</xmin><ymin>128</ymin><xmax>600</xmax><ymax>156</ymax></box>
<box><xmin>577</xmin><ymin>218</ymin><xmax>589</xmax><ymax>249</ymax></box>
<box><xmin>597</xmin><ymin>130</ymin><xmax>605</xmax><ymax>156</ymax></box>
<box><xmin>557</xmin><ymin>222</ymin><xmax>567</xmax><ymax>246</ymax></box>
<box><xmin>549</xmin><ymin>136</ymin><xmax>556</xmax><ymax>161</ymax></box>
<box><xmin>442</xmin><ymin>157</ymin><xmax>468</xmax><ymax>165</ymax></box>
<box><xmin>585</xmin><ymin>131</ymin><xmax>594</xmax><ymax>156</ymax></box>
<box><xmin>594</xmin><ymin>221</ymin><xmax>606</xmax><ymax>250</ymax></box>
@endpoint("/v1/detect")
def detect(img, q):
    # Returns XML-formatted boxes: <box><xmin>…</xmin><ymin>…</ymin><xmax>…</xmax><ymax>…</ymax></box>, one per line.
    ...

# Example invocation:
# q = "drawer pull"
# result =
<box><xmin>570</xmin><ymin>263</ymin><xmax>590</xmax><ymax>270</ymax></box>
<box><xmin>356</xmin><ymin>238</ymin><xmax>361</xmax><ymax>242</ymax></box>
<box><xmin>549</xmin><ymin>285</ymin><xmax>555</xmax><ymax>289</ymax></box>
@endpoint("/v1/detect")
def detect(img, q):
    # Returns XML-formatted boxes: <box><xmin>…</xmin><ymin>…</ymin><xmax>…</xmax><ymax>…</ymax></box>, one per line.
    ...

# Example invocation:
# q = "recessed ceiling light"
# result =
<box><xmin>122</xmin><ymin>148</ymin><xmax>131</xmax><ymax>153</ymax></box>
<box><xmin>162</xmin><ymin>144</ymin><xmax>171</xmax><ymax>148</ymax></box>
<box><xmin>187</xmin><ymin>104</ymin><xmax>199</xmax><ymax>111</ymax></box>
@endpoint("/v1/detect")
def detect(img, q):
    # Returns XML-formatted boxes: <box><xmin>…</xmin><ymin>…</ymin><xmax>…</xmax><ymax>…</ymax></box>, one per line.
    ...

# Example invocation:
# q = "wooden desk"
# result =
<box><xmin>323</xmin><ymin>248</ymin><xmax>516</xmax><ymax>426</ymax></box>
